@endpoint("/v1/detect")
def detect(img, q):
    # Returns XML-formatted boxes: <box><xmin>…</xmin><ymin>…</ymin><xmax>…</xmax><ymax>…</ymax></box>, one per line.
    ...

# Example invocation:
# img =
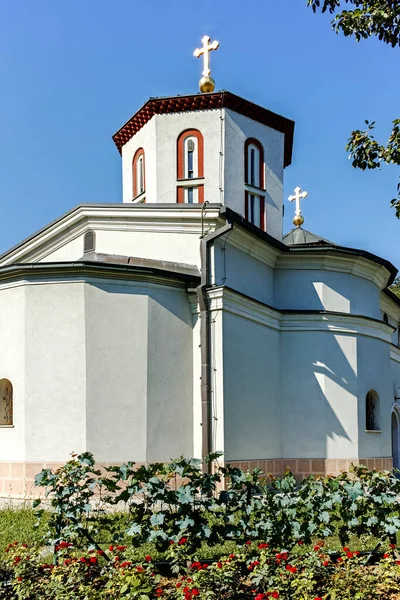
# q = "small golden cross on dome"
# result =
<box><xmin>288</xmin><ymin>186</ymin><xmax>308</xmax><ymax>228</ymax></box>
<box><xmin>193</xmin><ymin>35</ymin><xmax>219</xmax><ymax>93</ymax></box>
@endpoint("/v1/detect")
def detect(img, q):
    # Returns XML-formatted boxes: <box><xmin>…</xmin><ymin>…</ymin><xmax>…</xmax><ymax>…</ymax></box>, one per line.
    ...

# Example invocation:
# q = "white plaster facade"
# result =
<box><xmin>0</xmin><ymin>91</ymin><xmax>399</xmax><ymax>496</ymax></box>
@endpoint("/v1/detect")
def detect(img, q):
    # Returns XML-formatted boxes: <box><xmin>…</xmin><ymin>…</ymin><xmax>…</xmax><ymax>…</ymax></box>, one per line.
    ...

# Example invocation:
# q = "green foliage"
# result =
<box><xmin>390</xmin><ymin>276</ymin><xmax>400</xmax><ymax>298</ymax></box>
<box><xmin>346</xmin><ymin>120</ymin><xmax>400</xmax><ymax>216</ymax></box>
<box><xmin>0</xmin><ymin>506</ymin><xmax>49</xmax><ymax>556</ymax></box>
<box><xmin>307</xmin><ymin>1</ymin><xmax>400</xmax><ymax>47</ymax></box>
<box><xmin>306</xmin><ymin>1</ymin><xmax>400</xmax><ymax>214</ymax></box>
<box><xmin>32</xmin><ymin>454</ymin><xmax>400</xmax><ymax>557</ymax></box>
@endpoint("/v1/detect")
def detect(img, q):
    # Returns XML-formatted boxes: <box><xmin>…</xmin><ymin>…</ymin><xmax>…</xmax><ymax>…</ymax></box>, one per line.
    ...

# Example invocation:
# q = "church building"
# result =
<box><xmin>1</xmin><ymin>37</ymin><xmax>400</xmax><ymax>496</ymax></box>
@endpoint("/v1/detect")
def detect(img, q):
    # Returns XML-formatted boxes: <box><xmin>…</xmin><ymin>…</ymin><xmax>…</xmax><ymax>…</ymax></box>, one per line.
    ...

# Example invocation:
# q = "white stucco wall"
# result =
<box><xmin>222</xmin><ymin>311</ymin><xmax>281</xmax><ymax>461</ymax></box>
<box><xmin>24</xmin><ymin>281</ymin><xmax>87</xmax><ymax>462</ymax></box>
<box><xmin>224</xmin><ymin>110</ymin><xmax>285</xmax><ymax>240</ymax></box>
<box><xmin>0</xmin><ymin>285</ymin><xmax>26</xmax><ymax>461</ymax></box>
<box><xmin>275</xmin><ymin>269</ymin><xmax>381</xmax><ymax>318</ymax></box>
<box><xmin>84</xmin><ymin>281</ymin><xmax>149</xmax><ymax>462</ymax></box>
<box><xmin>213</xmin><ymin>239</ymin><xmax>275</xmax><ymax>306</ymax></box>
<box><xmin>146</xmin><ymin>289</ymin><xmax>193</xmax><ymax>461</ymax></box>
<box><xmin>357</xmin><ymin>336</ymin><xmax>393</xmax><ymax>458</ymax></box>
<box><xmin>280</xmin><ymin>330</ymin><xmax>359</xmax><ymax>459</ymax></box>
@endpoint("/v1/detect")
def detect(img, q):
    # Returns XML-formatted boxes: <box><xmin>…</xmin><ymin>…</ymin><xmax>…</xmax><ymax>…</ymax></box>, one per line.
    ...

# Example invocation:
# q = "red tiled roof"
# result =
<box><xmin>112</xmin><ymin>91</ymin><xmax>295</xmax><ymax>167</ymax></box>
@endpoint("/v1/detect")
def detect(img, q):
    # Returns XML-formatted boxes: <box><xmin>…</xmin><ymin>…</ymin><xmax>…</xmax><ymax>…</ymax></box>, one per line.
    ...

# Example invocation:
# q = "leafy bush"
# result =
<box><xmin>33</xmin><ymin>453</ymin><xmax>400</xmax><ymax>554</ymax></box>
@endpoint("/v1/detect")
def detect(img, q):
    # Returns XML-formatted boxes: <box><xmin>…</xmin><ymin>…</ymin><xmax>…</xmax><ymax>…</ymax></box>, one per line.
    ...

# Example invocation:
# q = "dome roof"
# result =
<box><xmin>283</xmin><ymin>227</ymin><xmax>334</xmax><ymax>247</ymax></box>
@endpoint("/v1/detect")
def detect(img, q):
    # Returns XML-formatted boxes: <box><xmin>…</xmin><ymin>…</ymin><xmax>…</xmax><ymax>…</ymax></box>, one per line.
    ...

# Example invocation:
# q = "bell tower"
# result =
<box><xmin>112</xmin><ymin>37</ymin><xmax>294</xmax><ymax>242</ymax></box>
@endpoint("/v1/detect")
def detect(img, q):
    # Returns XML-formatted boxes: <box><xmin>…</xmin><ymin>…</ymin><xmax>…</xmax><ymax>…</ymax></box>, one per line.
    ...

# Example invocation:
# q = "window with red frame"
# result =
<box><xmin>132</xmin><ymin>148</ymin><xmax>145</xmax><ymax>201</ymax></box>
<box><xmin>177</xmin><ymin>129</ymin><xmax>204</xmax><ymax>204</ymax></box>
<box><xmin>244</xmin><ymin>138</ymin><xmax>266</xmax><ymax>230</ymax></box>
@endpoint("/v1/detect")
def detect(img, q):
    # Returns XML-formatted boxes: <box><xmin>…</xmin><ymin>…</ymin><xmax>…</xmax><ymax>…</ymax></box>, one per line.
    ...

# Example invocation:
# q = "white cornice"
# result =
<box><xmin>276</xmin><ymin>252</ymin><xmax>390</xmax><ymax>289</ymax></box>
<box><xmin>381</xmin><ymin>292</ymin><xmax>400</xmax><ymax>322</ymax></box>
<box><xmin>224</xmin><ymin>228</ymin><xmax>280</xmax><ymax>268</ymax></box>
<box><xmin>391</xmin><ymin>344</ymin><xmax>400</xmax><ymax>364</ymax></box>
<box><xmin>206</xmin><ymin>287</ymin><xmax>393</xmax><ymax>342</ymax></box>
<box><xmin>0</xmin><ymin>205</ymin><xmax>222</xmax><ymax>266</ymax></box>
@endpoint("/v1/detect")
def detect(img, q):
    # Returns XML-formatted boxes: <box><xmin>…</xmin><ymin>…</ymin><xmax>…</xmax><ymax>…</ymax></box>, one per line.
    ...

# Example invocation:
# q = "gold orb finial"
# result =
<box><xmin>194</xmin><ymin>35</ymin><xmax>219</xmax><ymax>93</ymax></box>
<box><xmin>199</xmin><ymin>76</ymin><xmax>215</xmax><ymax>93</ymax></box>
<box><xmin>293</xmin><ymin>214</ymin><xmax>304</xmax><ymax>228</ymax></box>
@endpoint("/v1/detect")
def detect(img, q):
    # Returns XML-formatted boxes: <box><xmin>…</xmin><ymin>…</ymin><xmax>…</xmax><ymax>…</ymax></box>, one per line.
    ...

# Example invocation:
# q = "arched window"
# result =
<box><xmin>132</xmin><ymin>148</ymin><xmax>145</xmax><ymax>201</ymax></box>
<box><xmin>83</xmin><ymin>230</ymin><xmax>96</xmax><ymax>254</ymax></box>
<box><xmin>0</xmin><ymin>379</ymin><xmax>13</xmax><ymax>426</ymax></box>
<box><xmin>244</xmin><ymin>138</ymin><xmax>266</xmax><ymax>231</ymax></box>
<box><xmin>177</xmin><ymin>129</ymin><xmax>204</xmax><ymax>204</ymax></box>
<box><xmin>366</xmin><ymin>390</ymin><xmax>380</xmax><ymax>431</ymax></box>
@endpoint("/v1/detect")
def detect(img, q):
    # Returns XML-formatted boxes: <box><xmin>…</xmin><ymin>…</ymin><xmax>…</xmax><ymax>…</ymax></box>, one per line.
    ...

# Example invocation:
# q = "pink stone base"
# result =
<box><xmin>0</xmin><ymin>458</ymin><xmax>394</xmax><ymax>498</ymax></box>
<box><xmin>227</xmin><ymin>457</ymin><xmax>393</xmax><ymax>479</ymax></box>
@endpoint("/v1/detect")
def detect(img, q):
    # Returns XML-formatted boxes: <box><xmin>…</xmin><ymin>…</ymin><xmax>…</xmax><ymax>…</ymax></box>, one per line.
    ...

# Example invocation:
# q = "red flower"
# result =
<box><xmin>297</xmin><ymin>540</ymin><xmax>304</xmax><ymax>546</ymax></box>
<box><xmin>145</xmin><ymin>555</ymin><xmax>152</xmax><ymax>562</ymax></box>
<box><xmin>271</xmin><ymin>592</ymin><xmax>279</xmax><ymax>599</ymax></box>
<box><xmin>346</xmin><ymin>552</ymin><xmax>354</xmax><ymax>559</ymax></box>
<box><xmin>58</xmin><ymin>541</ymin><xmax>72</xmax><ymax>549</ymax></box>
<box><xmin>255</xmin><ymin>595</ymin><xmax>265</xmax><ymax>600</ymax></box>
<box><xmin>108</xmin><ymin>545</ymin><xmax>114</xmax><ymax>551</ymax></box>
<box><xmin>97</xmin><ymin>550</ymin><xmax>104</xmax><ymax>556</ymax></box>
<box><xmin>384</xmin><ymin>553</ymin><xmax>390</xmax><ymax>559</ymax></box>
<box><xmin>342</xmin><ymin>547</ymin><xmax>349</xmax><ymax>552</ymax></box>
<box><xmin>313</xmin><ymin>546</ymin><xmax>320</xmax><ymax>552</ymax></box>
<box><xmin>156</xmin><ymin>588</ymin><xmax>163</xmax><ymax>597</ymax></box>
<box><xmin>229</xmin><ymin>553</ymin><xmax>235</xmax><ymax>560</ymax></box>
<box><xmin>120</xmin><ymin>561</ymin><xmax>132</xmax><ymax>568</ymax></box>
<box><xmin>117</xmin><ymin>545</ymin><xmax>127</xmax><ymax>551</ymax></box>
<box><xmin>136</xmin><ymin>565</ymin><xmax>144</xmax><ymax>572</ymax></box>
<box><xmin>396</xmin><ymin>560</ymin><xmax>400</xmax><ymax>565</ymax></box>
<box><xmin>354</xmin><ymin>551</ymin><xmax>361</xmax><ymax>556</ymax></box>
<box><xmin>178</xmin><ymin>537</ymin><xmax>187</xmax><ymax>545</ymax></box>
<box><xmin>246</xmin><ymin>540</ymin><xmax>252</xmax><ymax>545</ymax></box>
<box><xmin>79</xmin><ymin>557</ymin><xmax>86</xmax><ymax>563</ymax></box>
<box><xmin>337</xmin><ymin>557</ymin><xmax>343</xmax><ymax>562</ymax></box>
<box><xmin>290</xmin><ymin>566</ymin><xmax>297</xmax><ymax>573</ymax></box>
<box><xmin>323</xmin><ymin>561</ymin><xmax>329</xmax><ymax>567</ymax></box>
<box><xmin>390</xmin><ymin>544</ymin><xmax>396</xmax><ymax>549</ymax></box>
<box><xmin>13</xmin><ymin>556</ymin><xmax>21</xmax><ymax>564</ymax></box>
<box><xmin>285</xmin><ymin>564</ymin><xmax>292</xmax><ymax>571</ymax></box>
<box><xmin>183</xmin><ymin>587</ymin><xmax>190</xmax><ymax>593</ymax></box>
<box><xmin>217</xmin><ymin>561</ymin><xmax>222</xmax><ymax>568</ymax></box>
<box><xmin>192</xmin><ymin>589</ymin><xmax>199</xmax><ymax>596</ymax></box>
<box><xmin>89</xmin><ymin>557</ymin><xmax>97</xmax><ymax>564</ymax></box>
<box><xmin>176</xmin><ymin>583</ymin><xmax>182</xmax><ymax>589</ymax></box>
<box><xmin>258</xmin><ymin>543</ymin><xmax>269</xmax><ymax>549</ymax></box>
<box><xmin>16</xmin><ymin>577</ymin><xmax>22</xmax><ymax>582</ymax></box>
<box><xmin>314</xmin><ymin>597</ymin><xmax>323</xmax><ymax>600</ymax></box>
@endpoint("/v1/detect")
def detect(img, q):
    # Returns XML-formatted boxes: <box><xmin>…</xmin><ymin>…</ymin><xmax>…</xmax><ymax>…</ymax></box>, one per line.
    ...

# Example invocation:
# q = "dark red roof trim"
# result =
<box><xmin>112</xmin><ymin>91</ymin><xmax>295</xmax><ymax>167</ymax></box>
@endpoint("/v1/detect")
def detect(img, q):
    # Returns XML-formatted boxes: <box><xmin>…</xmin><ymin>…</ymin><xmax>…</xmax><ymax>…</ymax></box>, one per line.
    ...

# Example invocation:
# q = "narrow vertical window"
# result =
<box><xmin>177</xmin><ymin>129</ymin><xmax>204</xmax><ymax>204</ymax></box>
<box><xmin>250</xmin><ymin>148</ymin><xmax>256</xmax><ymax>186</ymax></box>
<box><xmin>366</xmin><ymin>390</ymin><xmax>380</xmax><ymax>431</ymax></box>
<box><xmin>0</xmin><ymin>379</ymin><xmax>13</xmax><ymax>426</ymax></box>
<box><xmin>187</xmin><ymin>139</ymin><xmax>195</xmax><ymax>179</ymax></box>
<box><xmin>132</xmin><ymin>148</ymin><xmax>145</xmax><ymax>201</ymax></box>
<box><xmin>244</xmin><ymin>138</ymin><xmax>265</xmax><ymax>230</ymax></box>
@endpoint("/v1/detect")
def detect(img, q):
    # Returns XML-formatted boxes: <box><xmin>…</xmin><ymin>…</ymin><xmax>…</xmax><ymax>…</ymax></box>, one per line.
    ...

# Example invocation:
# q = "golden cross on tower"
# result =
<box><xmin>194</xmin><ymin>35</ymin><xmax>219</xmax><ymax>94</ymax></box>
<box><xmin>288</xmin><ymin>186</ymin><xmax>308</xmax><ymax>228</ymax></box>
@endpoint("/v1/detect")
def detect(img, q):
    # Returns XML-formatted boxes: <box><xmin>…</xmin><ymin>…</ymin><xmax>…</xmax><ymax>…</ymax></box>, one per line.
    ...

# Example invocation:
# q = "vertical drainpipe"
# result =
<box><xmin>197</xmin><ymin>216</ymin><xmax>233</xmax><ymax>472</ymax></box>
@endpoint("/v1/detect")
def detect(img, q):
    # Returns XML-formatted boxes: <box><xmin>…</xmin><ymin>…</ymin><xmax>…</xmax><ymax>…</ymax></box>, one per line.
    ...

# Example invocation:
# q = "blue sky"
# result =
<box><xmin>0</xmin><ymin>1</ymin><xmax>399</xmax><ymax>268</ymax></box>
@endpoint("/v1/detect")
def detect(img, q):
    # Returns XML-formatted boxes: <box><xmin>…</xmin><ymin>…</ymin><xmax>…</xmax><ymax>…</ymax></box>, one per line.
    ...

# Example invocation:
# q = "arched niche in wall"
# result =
<box><xmin>0</xmin><ymin>379</ymin><xmax>13</xmax><ymax>426</ymax></box>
